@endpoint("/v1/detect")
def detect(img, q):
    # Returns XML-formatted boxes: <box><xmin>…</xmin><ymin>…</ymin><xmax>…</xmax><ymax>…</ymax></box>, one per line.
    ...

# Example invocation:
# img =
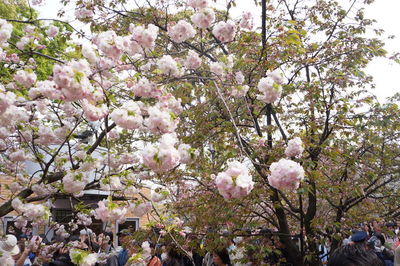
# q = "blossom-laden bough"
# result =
<box><xmin>0</xmin><ymin>0</ymin><xmax>398</xmax><ymax>265</ymax></box>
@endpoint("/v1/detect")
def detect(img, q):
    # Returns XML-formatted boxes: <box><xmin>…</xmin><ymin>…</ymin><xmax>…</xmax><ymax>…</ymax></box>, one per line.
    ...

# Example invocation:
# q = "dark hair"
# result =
<box><xmin>164</xmin><ymin>246</ymin><xmax>184</xmax><ymax>266</ymax></box>
<box><xmin>328</xmin><ymin>244</ymin><xmax>384</xmax><ymax>266</ymax></box>
<box><xmin>213</xmin><ymin>248</ymin><xmax>232</xmax><ymax>266</ymax></box>
<box><xmin>374</xmin><ymin>233</ymin><xmax>385</xmax><ymax>245</ymax></box>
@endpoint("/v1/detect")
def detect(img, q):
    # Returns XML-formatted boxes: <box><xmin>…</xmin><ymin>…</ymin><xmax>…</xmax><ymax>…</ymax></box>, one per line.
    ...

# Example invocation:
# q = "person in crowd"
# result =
<box><xmin>49</xmin><ymin>240</ymin><xmax>73</xmax><ymax>266</ymax></box>
<box><xmin>147</xmin><ymin>242</ymin><xmax>162</xmax><ymax>266</ymax></box>
<box><xmin>386</xmin><ymin>223</ymin><xmax>397</xmax><ymax>248</ymax></box>
<box><xmin>116</xmin><ymin>229</ymin><xmax>132</xmax><ymax>266</ymax></box>
<box><xmin>78</xmin><ymin>228</ymin><xmax>100</xmax><ymax>252</ymax></box>
<box><xmin>368</xmin><ymin>235</ymin><xmax>394</xmax><ymax>266</ymax></box>
<box><xmin>318</xmin><ymin>237</ymin><xmax>330</xmax><ymax>264</ymax></box>
<box><xmin>181</xmin><ymin>234</ymin><xmax>203</xmax><ymax>266</ymax></box>
<box><xmin>212</xmin><ymin>249</ymin><xmax>231</xmax><ymax>266</ymax></box>
<box><xmin>394</xmin><ymin>244</ymin><xmax>400</xmax><ymax>266</ymax></box>
<box><xmin>163</xmin><ymin>245</ymin><xmax>186</xmax><ymax>266</ymax></box>
<box><xmin>228</xmin><ymin>236</ymin><xmax>248</xmax><ymax>266</ymax></box>
<box><xmin>0</xmin><ymin>234</ymin><xmax>20</xmax><ymax>259</ymax></box>
<box><xmin>350</xmin><ymin>231</ymin><xmax>368</xmax><ymax>245</ymax></box>
<box><xmin>393</xmin><ymin>231</ymin><xmax>400</xmax><ymax>250</ymax></box>
<box><xmin>14</xmin><ymin>235</ymin><xmax>41</xmax><ymax>266</ymax></box>
<box><xmin>328</xmin><ymin>244</ymin><xmax>384</xmax><ymax>266</ymax></box>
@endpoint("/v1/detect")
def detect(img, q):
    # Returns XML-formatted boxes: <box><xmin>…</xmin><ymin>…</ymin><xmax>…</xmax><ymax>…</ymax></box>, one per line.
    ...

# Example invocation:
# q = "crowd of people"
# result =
<box><xmin>322</xmin><ymin>221</ymin><xmax>400</xmax><ymax>266</ymax></box>
<box><xmin>2</xmin><ymin>221</ymin><xmax>400</xmax><ymax>265</ymax></box>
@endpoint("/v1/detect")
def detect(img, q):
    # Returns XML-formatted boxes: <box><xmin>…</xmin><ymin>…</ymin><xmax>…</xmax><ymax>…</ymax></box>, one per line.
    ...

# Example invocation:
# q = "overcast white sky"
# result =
<box><xmin>37</xmin><ymin>0</ymin><xmax>400</xmax><ymax>102</ymax></box>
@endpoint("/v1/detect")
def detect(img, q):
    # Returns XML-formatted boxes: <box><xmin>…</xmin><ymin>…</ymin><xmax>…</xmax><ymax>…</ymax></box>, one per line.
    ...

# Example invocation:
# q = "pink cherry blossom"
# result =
<box><xmin>16</xmin><ymin>36</ymin><xmax>30</xmax><ymax>50</ymax></box>
<box><xmin>132</xmin><ymin>77</ymin><xmax>162</xmax><ymax>98</ymax></box>
<box><xmin>0</xmin><ymin>139</ymin><xmax>7</xmax><ymax>150</ymax></box>
<box><xmin>54</xmin><ymin>125</ymin><xmax>72</xmax><ymax>142</ymax></box>
<box><xmin>110</xmin><ymin>101</ymin><xmax>143</xmax><ymax>130</ymax></box>
<box><xmin>45</xmin><ymin>25</ymin><xmax>59</xmax><ymax>37</ymax></box>
<box><xmin>267</xmin><ymin>69</ymin><xmax>284</xmax><ymax>84</ymax></box>
<box><xmin>20</xmin><ymin>130</ymin><xmax>32</xmax><ymax>142</ymax></box>
<box><xmin>53</xmin><ymin>60</ymin><xmax>93</xmax><ymax>101</ymax></box>
<box><xmin>29</xmin><ymin>80</ymin><xmax>62</xmax><ymax>100</ymax></box>
<box><xmin>31</xmin><ymin>0</ymin><xmax>43</xmax><ymax>5</ymax></box>
<box><xmin>157</xmin><ymin>55</ymin><xmax>181</xmax><ymax>77</ymax></box>
<box><xmin>178</xmin><ymin>143</ymin><xmax>194</xmax><ymax>164</ymax></box>
<box><xmin>0</xmin><ymin>19</ymin><xmax>13</xmax><ymax>47</ymax></box>
<box><xmin>14</xmin><ymin>70</ymin><xmax>37</xmax><ymax>88</ymax></box>
<box><xmin>184</xmin><ymin>50</ymin><xmax>202</xmax><ymax>69</ymax></box>
<box><xmin>215</xmin><ymin>160</ymin><xmax>254</xmax><ymax>199</ymax></box>
<box><xmin>81</xmin><ymin>99</ymin><xmax>108</xmax><ymax>121</ymax></box>
<box><xmin>156</xmin><ymin>93</ymin><xmax>183</xmax><ymax>115</ymax></box>
<box><xmin>187</xmin><ymin>0</ymin><xmax>209</xmax><ymax>9</ymax></box>
<box><xmin>210</xmin><ymin>62</ymin><xmax>225</xmax><ymax>77</ymax></box>
<box><xmin>14</xmin><ymin>216</ymin><xmax>28</xmax><ymax>229</ymax></box>
<box><xmin>130</xmin><ymin>24</ymin><xmax>159</xmax><ymax>50</ymax></box>
<box><xmin>12</xmin><ymin>198</ymin><xmax>50</xmax><ymax>224</ymax></box>
<box><xmin>168</xmin><ymin>20</ymin><xmax>196</xmax><ymax>43</ymax></box>
<box><xmin>228</xmin><ymin>85</ymin><xmax>249</xmax><ymax>98</ymax></box>
<box><xmin>119</xmin><ymin>154</ymin><xmax>139</xmax><ymax>166</ymax></box>
<box><xmin>62</xmin><ymin>171</ymin><xmax>88</xmax><ymax>196</ymax></box>
<box><xmin>212</xmin><ymin>20</ymin><xmax>237</xmax><ymax>43</ymax></box>
<box><xmin>95</xmin><ymin>31</ymin><xmax>123</xmax><ymax>60</ymax></box>
<box><xmin>0</xmin><ymin>127</ymin><xmax>10</xmax><ymax>139</ymax></box>
<box><xmin>11</xmin><ymin>198</ymin><xmax>26</xmax><ymax>213</ymax></box>
<box><xmin>75</xmin><ymin>6</ymin><xmax>94</xmax><ymax>19</ymax></box>
<box><xmin>0</xmin><ymin>91</ymin><xmax>16</xmax><ymax>114</ymax></box>
<box><xmin>77</xmin><ymin>252</ymin><xmax>97</xmax><ymax>266</ymax></box>
<box><xmin>37</xmin><ymin>125</ymin><xmax>61</xmax><ymax>145</ymax></box>
<box><xmin>10</xmin><ymin>182</ymin><xmax>23</xmax><ymax>194</ymax></box>
<box><xmin>77</xmin><ymin>213</ymin><xmax>92</xmax><ymax>226</ymax></box>
<box><xmin>130</xmin><ymin>201</ymin><xmax>152</xmax><ymax>216</ymax></box>
<box><xmin>55</xmin><ymin>224</ymin><xmax>70</xmax><ymax>239</ymax></box>
<box><xmin>285</xmin><ymin>137</ymin><xmax>304</xmax><ymax>158</ymax></box>
<box><xmin>100</xmin><ymin>176</ymin><xmax>123</xmax><ymax>191</ymax></box>
<box><xmin>256</xmin><ymin>76</ymin><xmax>282</xmax><ymax>103</ymax></box>
<box><xmin>82</xmin><ymin>45</ymin><xmax>98</xmax><ymax>64</ymax></box>
<box><xmin>23</xmin><ymin>203</ymin><xmax>49</xmax><ymax>224</ymax></box>
<box><xmin>191</xmin><ymin>8</ymin><xmax>215</xmax><ymax>29</ymax></box>
<box><xmin>0</xmin><ymin>105</ymin><xmax>29</xmax><ymax>127</ymax></box>
<box><xmin>31</xmin><ymin>183</ymin><xmax>57</xmax><ymax>197</ymax></box>
<box><xmin>235</xmin><ymin>71</ymin><xmax>245</xmax><ymax>84</ymax></box>
<box><xmin>113</xmin><ymin>35</ymin><xmax>143</xmax><ymax>57</ymax></box>
<box><xmin>142</xmin><ymin>133</ymin><xmax>181</xmax><ymax>173</ymax></box>
<box><xmin>240</xmin><ymin>12</ymin><xmax>254</xmax><ymax>30</ymax></box>
<box><xmin>9</xmin><ymin>150</ymin><xmax>27</xmax><ymax>162</ymax></box>
<box><xmin>151</xmin><ymin>190</ymin><xmax>167</xmax><ymax>202</ymax></box>
<box><xmin>94</xmin><ymin>199</ymin><xmax>127</xmax><ymax>223</ymax></box>
<box><xmin>268</xmin><ymin>158</ymin><xmax>305</xmax><ymax>191</ymax></box>
<box><xmin>145</xmin><ymin>105</ymin><xmax>178</xmax><ymax>134</ymax></box>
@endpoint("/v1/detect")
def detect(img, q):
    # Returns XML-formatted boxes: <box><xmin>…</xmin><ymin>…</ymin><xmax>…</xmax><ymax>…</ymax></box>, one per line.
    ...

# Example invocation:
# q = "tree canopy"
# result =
<box><xmin>0</xmin><ymin>0</ymin><xmax>398</xmax><ymax>265</ymax></box>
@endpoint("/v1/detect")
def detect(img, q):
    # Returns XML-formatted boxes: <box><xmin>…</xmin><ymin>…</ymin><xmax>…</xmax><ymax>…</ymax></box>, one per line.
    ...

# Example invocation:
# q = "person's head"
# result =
<box><xmin>328</xmin><ymin>244</ymin><xmax>384</xmax><ymax>266</ymax></box>
<box><xmin>117</xmin><ymin>229</ymin><xmax>132</xmax><ymax>247</ymax></box>
<box><xmin>79</xmin><ymin>229</ymin><xmax>92</xmax><ymax>242</ymax></box>
<box><xmin>374</xmin><ymin>232</ymin><xmax>385</xmax><ymax>246</ymax></box>
<box><xmin>18</xmin><ymin>234</ymin><xmax>28</xmax><ymax>242</ymax></box>
<box><xmin>212</xmin><ymin>248</ymin><xmax>231</xmax><ymax>266</ymax></box>
<box><xmin>0</xmin><ymin>235</ymin><xmax>20</xmax><ymax>261</ymax></box>
<box><xmin>350</xmin><ymin>231</ymin><xmax>368</xmax><ymax>244</ymax></box>
<box><xmin>12</xmin><ymin>240</ymin><xmax>25</xmax><ymax>261</ymax></box>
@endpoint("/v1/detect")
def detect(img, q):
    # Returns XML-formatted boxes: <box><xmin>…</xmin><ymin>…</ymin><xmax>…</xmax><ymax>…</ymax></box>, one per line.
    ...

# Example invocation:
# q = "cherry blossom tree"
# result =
<box><xmin>0</xmin><ymin>0</ymin><xmax>399</xmax><ymax>265</ymax></box>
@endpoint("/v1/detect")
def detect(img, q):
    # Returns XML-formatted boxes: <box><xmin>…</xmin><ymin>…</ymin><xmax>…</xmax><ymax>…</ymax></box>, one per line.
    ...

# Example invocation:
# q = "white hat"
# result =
<box><xmin>0</xmin><ymin>235</ymin><xmax>20</xmax><ymax>256</ymax></box>
<box><xmin>80</xmin><ymin>229</ymin><xmax>93</xmax><ymax>235</ymax></box>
